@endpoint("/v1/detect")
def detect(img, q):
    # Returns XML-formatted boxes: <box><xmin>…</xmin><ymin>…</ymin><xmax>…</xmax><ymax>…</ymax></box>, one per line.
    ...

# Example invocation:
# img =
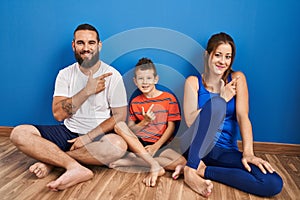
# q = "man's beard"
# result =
<box><xmin>74</xmin><ymin>50</ymin><xmax>99</xmax><ymax>69</ymax></box>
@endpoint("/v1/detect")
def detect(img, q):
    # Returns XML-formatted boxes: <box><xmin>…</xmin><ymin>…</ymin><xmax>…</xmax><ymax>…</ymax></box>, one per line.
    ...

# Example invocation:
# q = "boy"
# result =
<box><xmin>110</xmin><ymin>58</ymin><xmax>186</xmax><ymax>187</ymax></box>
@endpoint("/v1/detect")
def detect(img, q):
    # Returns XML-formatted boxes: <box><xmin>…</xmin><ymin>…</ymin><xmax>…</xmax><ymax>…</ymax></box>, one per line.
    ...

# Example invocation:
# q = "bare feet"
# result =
<box><xmin>108</xmin><ymin>153</ymin><xmax>139</xmax><ymax>168</ymax></box>
<box><xmin>46</xmin><ymin>165</ymin><xmax>93</xmax><ymax>191</ymax></box>
<box><xmin>184</xmin><ymin>165</ymin><xmax>213</xmax><ymax>197</ymax></box>
<box><xmin>172</xmin><ymin>164</ymin><xmax>185</xmax><ymax>180</ymax></box>
<box><xmin>29</xmin><ymin>162</ymin><xmax>53</xmax><ymax>178</ymax></box>
<box><xmin>143</xmin><ymin>165</ymin><xmax>165</xmax><ymax>187</ymax></box>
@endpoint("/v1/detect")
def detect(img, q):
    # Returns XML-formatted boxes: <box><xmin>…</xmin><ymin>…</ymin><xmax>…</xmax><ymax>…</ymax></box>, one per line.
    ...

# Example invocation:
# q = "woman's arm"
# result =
<box><xmin>234</xmin><ymin>71</ymin><xmax>254</xmax><ymax>156</ymax></box>
<box><xmin>234</xmin><ymin>71</ymin><xmax>275</xmax><ymax>174</ymax></box>
<box><xmin>183</xmin><ymin>76</ymin><xmax>201</xmax><ymax>127</ymax></box>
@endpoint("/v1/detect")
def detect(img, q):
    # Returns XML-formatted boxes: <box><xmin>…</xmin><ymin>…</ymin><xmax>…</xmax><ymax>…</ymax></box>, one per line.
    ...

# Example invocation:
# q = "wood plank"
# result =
<box><xmin>0</xmin><ymin>133</ymin><xmax>299</xmax><ymax>199</ymax></box>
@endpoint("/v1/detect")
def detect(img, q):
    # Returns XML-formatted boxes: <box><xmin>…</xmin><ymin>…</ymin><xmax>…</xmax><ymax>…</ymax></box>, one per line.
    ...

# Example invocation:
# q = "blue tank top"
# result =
<box><xmin>197</xmin><ymin>75</ymin><xmax>239</xmax><ymax>150</ymax></box>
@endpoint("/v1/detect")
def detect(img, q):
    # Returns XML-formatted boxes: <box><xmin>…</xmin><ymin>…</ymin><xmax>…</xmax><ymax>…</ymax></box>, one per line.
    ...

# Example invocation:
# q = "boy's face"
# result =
<box><xmin>134</xmin><ymin>69</ymin><xmax>158</xmax><ymax>94</ymax></box>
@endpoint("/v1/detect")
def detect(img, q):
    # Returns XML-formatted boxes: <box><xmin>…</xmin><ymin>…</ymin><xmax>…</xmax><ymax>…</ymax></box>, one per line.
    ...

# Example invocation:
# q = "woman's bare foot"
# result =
<box><xmin>172</xmin><ymin>164</ymin><xmax>185</xmax><ymax>180</ymax></box>
<box><xmin>196</xmin><ymin>161</ymin><xmax>206</xmax><ymax>177</ymax></box>
<box><xmin>184</xmin><ymin>165</ymin><xmax>213</xmax><ymax>197</ymax></box>
<box><xmin>143</xmin><ymin>165</ymin><xmax>165</xmax><ymax>187</ymax></box>
<box><xmin>46</xmin><ymin>165</ymin><xmax>93</xmax><ymax>191</ymax></box>
<box><xmin>29</xmin><ymin>162</ymin><xmax>54</xmax><ymax>178</ymax></box>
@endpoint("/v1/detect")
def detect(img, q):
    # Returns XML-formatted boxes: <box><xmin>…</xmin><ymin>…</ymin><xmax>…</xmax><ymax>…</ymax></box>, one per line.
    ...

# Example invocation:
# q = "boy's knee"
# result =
<box><xmin>102</xmin><ymin>133</ymin><xmax>128</xmax><ymax>158</ymax></box>
<box><xmin>114</xmin><ymin>121</ymin><xmax>127</xmax><ymax>134</ymax></box>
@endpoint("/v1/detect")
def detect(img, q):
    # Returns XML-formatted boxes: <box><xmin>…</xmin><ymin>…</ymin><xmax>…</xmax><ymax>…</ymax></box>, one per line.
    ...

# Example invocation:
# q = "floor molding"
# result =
<box><xmin>0</xmin><ymin>126</ymin><xmax>13</xmax><ymax>137</ymax></box>
<box><xmin>238</xmin><ymin>140</ymin><xmax>300</xmax><ymax>155</ymax></box>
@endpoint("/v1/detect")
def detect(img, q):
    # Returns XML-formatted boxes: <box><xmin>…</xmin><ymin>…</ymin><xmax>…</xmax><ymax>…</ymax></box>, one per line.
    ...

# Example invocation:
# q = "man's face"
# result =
<box><xmin>72</xmin><ymin>30</ymin><xmax>101</xmax><ymax>68</ymax></box>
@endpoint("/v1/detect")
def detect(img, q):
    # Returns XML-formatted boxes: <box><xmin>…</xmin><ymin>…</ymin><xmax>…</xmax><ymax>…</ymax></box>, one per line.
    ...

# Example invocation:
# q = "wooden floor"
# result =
<box><xmin>0</xmin><ymin>128</ymin><xmax>299</xmax><ymax>200</ymax></box>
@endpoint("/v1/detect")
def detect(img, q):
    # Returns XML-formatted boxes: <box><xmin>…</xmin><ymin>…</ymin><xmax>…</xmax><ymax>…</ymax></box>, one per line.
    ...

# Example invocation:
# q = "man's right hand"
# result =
<box><xmin>84</xmin><ymin>71</ymin><xmax>112</xmax><ymax>96</ymax></box>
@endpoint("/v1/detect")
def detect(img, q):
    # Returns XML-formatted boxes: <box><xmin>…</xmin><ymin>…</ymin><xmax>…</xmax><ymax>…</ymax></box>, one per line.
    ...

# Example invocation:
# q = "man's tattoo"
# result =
<box><xmin>61</xmin><ymin>100</ymin><xmax>76</xmax><ymax>116</ymax></box>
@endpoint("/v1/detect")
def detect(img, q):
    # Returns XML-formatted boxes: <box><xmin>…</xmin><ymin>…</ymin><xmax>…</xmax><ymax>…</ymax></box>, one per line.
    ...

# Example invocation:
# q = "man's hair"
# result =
<box><xmin>73</xmin><ymin>23</ymin><xmax>100</xmax><ymax>42</ymax></box>
<box><xmin>134</xmin><ymin>58</ymin><xmax>157</xmax><ymax>77</ymax></box>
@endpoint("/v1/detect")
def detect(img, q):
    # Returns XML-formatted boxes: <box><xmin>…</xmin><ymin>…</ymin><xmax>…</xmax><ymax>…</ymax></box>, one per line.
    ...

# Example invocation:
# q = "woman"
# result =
<box><xmin>183</xmin><ymin>32</ymin><xmax>283</xmax><ymax>197</ymax></box>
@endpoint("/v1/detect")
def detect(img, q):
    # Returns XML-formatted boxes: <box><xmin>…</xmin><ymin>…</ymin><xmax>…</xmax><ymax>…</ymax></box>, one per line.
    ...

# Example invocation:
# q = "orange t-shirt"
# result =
<box><xmin>129</xmin><ymin>91</ymin><xmax>181</xmax><ymax>143</ymax></box>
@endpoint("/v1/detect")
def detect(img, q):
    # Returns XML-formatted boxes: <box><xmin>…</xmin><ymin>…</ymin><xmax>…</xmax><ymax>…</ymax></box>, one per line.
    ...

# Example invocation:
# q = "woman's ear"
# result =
<box><xmin>204</xmin><ymin>50</ymin><xmax>209</xmax><ymax>58</ymax></box>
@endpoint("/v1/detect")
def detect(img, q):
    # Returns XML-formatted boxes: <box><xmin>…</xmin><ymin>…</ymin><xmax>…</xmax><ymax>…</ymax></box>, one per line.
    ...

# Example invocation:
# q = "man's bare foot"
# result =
<box><xmin>143</xmin><ymin>165</ymin><xmax>165</xmax><ymax>187</ymax></box>
<box><xmin>184</xmin><ymin>165</ymin><xmax>213</xmax><ymax>197</ymax></box>
<box><xmin>29</xmin><ymin>162</ymin><xmax>53</xmax><ymax>178</ymax></box>
<box><xmin>172</xmin><ymin>164</ymin><xmax>185</xmax><ymax>180</ymax></box>
<box><xmin>46</xmin><ymin>165</ymin><xmax>93</xmax><ymax>191</ymax></box>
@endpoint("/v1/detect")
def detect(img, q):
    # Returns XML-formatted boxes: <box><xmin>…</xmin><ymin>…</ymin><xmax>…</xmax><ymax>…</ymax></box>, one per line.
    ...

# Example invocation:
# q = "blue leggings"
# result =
<box><xmin>185</xmin><ymin>96</ymin><xmax>227</xmax><ymax>168</ymax></box>
<box><xmin>184</xmin><ymin>96</ymin><xmax>283</xmax><ymax>197</ymax></box>
<box><xmin>202</xmin><ymin>146</ymin><xmax>283</xmax><ymax>197</ymax></box>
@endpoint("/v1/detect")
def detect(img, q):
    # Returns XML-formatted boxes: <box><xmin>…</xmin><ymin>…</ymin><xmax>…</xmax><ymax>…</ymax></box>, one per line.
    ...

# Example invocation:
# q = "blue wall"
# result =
<box><xmin>1</xmin><ymin>0</ymin><xmax>299</xmax><ymax>144</ymax></box>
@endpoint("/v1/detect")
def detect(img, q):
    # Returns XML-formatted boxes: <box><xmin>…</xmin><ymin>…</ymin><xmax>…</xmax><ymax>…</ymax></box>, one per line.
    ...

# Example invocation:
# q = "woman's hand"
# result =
<box><xmin>220</xmin><ymin>76</ymin><xmax>240</xmax><ymax>102</ymax></box>
<box><xmin>242</xmin><ymin>154</ymin><xmax>275</xmax><ymax>174</ymax></box>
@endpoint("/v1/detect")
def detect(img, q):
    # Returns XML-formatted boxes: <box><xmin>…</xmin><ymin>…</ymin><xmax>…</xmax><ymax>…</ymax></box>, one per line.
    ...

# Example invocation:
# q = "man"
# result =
<box><xmin>10</xmin><ymin>23</ymin><xmax>128</xmax><ymax>191</ymax></box>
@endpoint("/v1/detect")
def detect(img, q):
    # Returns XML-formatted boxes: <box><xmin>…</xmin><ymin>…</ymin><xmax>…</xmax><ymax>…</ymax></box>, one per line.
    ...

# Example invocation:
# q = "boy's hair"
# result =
<box><xmin>134</xmin><ymin>58</ymin><xmax>157</xmax><ymax>77</ymax></box>
<box><xmin>73</xmin><ymin>23</ymin><xmax>100</xmax><ymax>42</ymax></box>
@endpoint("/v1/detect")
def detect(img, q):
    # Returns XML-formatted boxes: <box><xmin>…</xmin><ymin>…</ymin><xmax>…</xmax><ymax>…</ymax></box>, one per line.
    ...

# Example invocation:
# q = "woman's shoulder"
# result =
<box><xmin>231</xmin><ymin>71</ymin><xmax>247</xmax><ymax>86</ymax></box>
<box><xmin>231</xmin><ymin>71</ymin><xmax>247</xmax><ymax>81</ymax></box>
<box><xmin>186</xmin><ymin>75</ymin><xmax>200</xmax><ymax>86</ymax></box>
<box><xmin>231</xmin><ymin>71</ymin><xmax>245</xmax><ymax>79</ymax></box>
<box><xmin>185</xmin><ymin>75</ymin><xmax>201</xmax><ymax>92</ymax></box>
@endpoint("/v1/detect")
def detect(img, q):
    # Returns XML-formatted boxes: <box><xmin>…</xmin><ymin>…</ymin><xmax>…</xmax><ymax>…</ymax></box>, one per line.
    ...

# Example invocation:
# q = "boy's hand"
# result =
<box><xmin>142</xmin><ymin>104</ymin><xmax>156</xmax><ymax>123</ymax></box>
<box><xmin>145</xmin><ymin>144</ymin><xmax>159</xmax><ymax>156</ymax></box>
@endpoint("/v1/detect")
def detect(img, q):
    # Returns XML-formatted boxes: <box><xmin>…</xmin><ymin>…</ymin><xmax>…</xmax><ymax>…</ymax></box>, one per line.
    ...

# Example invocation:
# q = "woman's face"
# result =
<box><xmin>208</xmin><ymin>43</ymin><xmax>232</xmax><ymax>76</ymax></box>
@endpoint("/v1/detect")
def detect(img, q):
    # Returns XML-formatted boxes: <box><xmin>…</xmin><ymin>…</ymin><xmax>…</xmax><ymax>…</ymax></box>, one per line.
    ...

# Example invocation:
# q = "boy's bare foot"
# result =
<box><xmin>46</xmin><ymin>165</ymin><xmax>93</xmax><ymax>191</ymax></box>
<box><xmin>172</xmin><ymin>164</ymin><xmax>185</xmax><ymax>180</ymax></box>
<box><xmin>143</xmin><ymin>165</ymin><xmax>165</xmax><ymax>187</ymax></box>
<box><xmin>108</xmin><ymin>153</ymin><xmax>139</xmax><ymax>168</ymax></box>
<box><xmin>109</xmin><ymin>158</ymin><xmax>137</xmax><ymax>168</ymax></box>
<box><xmin>29</xmin><ymin>162</ymin><xmax>53</xmax><ymax>178</ymax></box>
<box><xmin>184</xmin><ymin>165</ymin><xmax>213</xmax><ymax>197</ymax></box>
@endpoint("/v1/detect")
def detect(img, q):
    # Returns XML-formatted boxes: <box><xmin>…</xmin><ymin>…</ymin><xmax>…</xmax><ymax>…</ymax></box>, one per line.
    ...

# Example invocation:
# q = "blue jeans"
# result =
<box><xmin>203</xmin><ymin>146</ymin><xmax>283</xmax><ymax>197</ymax></box>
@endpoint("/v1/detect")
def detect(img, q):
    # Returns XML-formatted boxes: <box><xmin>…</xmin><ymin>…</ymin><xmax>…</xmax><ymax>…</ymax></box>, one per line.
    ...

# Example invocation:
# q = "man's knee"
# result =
<box><xmin>10</xmin><ymin>125</ymin><xmax>39</xmax><ymax>146</ymax></box>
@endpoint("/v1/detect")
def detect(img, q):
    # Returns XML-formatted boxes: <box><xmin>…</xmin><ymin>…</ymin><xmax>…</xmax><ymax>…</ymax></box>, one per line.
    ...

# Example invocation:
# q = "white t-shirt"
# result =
<box><xmin>53</xmin><ymin>61</ymin><xmax>127</xmax><ymax>134</ymax></box>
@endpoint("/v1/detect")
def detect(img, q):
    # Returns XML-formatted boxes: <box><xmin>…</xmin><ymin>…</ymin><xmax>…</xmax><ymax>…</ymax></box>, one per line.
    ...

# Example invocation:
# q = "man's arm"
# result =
<box><xmin>69</xmin><ymin>105</ymin><xmax>127</xmax><ymax>150</ymax></box>
<box><xmin>52</xmin><ymin>72</ymin><xmax>113</xmax><ymax>121</ymax></box>
<box><xmin>52</xmin><ymin>92</ymin><xmax>89</xmax><ymax>121</ymax></box>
